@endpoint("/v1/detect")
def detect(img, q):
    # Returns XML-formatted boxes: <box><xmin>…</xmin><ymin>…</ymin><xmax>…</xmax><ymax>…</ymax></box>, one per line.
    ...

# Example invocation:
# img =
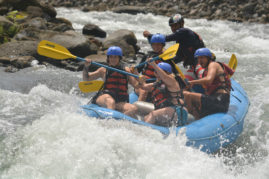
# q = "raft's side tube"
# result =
<box><xmin>181</xmin><ymin>79</ymin><xmax>249</xmax><ymax>153</ymax></box>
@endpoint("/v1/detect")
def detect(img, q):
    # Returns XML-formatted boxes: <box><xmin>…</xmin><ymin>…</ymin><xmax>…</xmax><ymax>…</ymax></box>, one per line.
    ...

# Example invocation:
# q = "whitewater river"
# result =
<box><xmin>0</xmin><ymin>7</ymin><xmax>268</xmax><ymax>178</ymax></box>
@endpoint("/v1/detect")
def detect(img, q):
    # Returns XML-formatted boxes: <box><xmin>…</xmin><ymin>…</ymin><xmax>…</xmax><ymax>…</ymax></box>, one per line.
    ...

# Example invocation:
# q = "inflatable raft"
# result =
<box><xmin>82</xmin><ymin>79</ymin><xmax>249</xmax><ymax>153</ymax></box>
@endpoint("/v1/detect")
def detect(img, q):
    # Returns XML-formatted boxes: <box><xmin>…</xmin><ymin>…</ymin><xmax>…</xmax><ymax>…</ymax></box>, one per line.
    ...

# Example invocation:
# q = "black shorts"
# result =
<box><xmin>200</xmin><ymin>93</ymin><xmax>230</xmax><ymax>118</ymax></box>
<box><xmin>92</xmin><ymin>90</ymin><xmax>129</xmax><ymax>104</ymax></box>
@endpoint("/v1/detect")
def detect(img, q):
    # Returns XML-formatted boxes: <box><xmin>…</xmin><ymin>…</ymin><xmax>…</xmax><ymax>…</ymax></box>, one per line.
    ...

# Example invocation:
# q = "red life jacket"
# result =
<box><xmin>194</xmin><ymin>64</ymin><xmax>205</xmax><ymax>79</ymax></box>
<box><xmin>142</xmin><ymin>59</ymin><xmax>162</xmax><ymax>79</ymax></box>
<box><xmin>185</xmin><ymin>64</ymin><xmax>205</xmax><ymax>81</ymax></box>
<box><xmin>202</xmin><ymin>62</ymin><xmax>234</xmax><ymax>95</ymax></box>
<box><xmin>151</xmin><ymin>80</ymin><xmax>183</xmax><ymax>109</ymax></box>
<box><xmin>103</xmin><ymin>65</ymin><xmax>128</xmax><ymax>100</ymax></box>
<box><xmin>152</xmin><ymin>81</ymin><xmax>171</xmax><ymax>109</ymax></box>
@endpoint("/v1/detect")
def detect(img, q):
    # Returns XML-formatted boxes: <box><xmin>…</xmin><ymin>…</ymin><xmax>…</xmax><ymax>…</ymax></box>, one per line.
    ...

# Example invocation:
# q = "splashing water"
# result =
<box><xmin>0</xmin><ymin>8</ymin><xmax>269</xmax><ymax>178</ymax></box>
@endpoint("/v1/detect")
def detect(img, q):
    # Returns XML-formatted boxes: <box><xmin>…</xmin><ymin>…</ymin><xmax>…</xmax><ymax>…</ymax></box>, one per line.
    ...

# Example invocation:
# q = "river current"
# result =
<box><xmin>0</xmin><ymin>7</ymin><xmax>268</xmax><ymax>178</ymax></box>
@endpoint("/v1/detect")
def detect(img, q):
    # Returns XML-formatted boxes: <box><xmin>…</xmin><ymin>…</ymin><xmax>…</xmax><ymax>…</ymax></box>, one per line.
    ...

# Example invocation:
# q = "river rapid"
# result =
<box><xmin>0</xmin><ymin>7</ymin><xmax>269</xmax><ymax>178</ymax></box>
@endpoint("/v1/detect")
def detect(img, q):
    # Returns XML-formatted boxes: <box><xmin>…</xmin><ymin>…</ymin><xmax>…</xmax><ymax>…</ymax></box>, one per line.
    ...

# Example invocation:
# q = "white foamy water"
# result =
<box><xmin>0</xmin><ymin>7</ymin><xmax>269</xmax><ymax>178</ymax></box>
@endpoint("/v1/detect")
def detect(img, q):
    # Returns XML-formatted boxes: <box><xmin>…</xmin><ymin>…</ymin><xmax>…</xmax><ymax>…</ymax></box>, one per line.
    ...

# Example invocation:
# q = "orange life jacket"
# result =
<box><xmin>202</xmin><ymin>62</ymin><xmax>234</xmax><ymax>95</ymax></box>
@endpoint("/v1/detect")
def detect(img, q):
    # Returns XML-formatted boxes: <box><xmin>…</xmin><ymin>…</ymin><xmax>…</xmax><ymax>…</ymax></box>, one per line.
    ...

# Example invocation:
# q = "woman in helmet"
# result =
<box><xmin>138</xmin><ymin>61</ymin><xmax>188</xmax><ymax>127</ymax></box>
<box><xmin>83</xmin><ymin>46</ymin><xmax>140</xmax><ymax>118</ymax></box>
<box><xmin>183</xmin><ymin>48</ymin><xmax>234</xmax><ymax>119</ymax></box>
<box><xmin>134</xmin><ymin>33</ymin><xmax>166</xmax><ymax>101</ymax></box>
<box><xmin>143</xmin><ymin>14</ymin><xmax>205</xmax><ymax>86</ymax></box>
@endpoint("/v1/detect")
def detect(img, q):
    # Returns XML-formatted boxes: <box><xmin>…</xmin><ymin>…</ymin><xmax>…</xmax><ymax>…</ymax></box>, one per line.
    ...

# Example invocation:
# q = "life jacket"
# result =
<box><xmin>194</xmin><ymin>64</ymin><xmax>204</xmax><ymax>79</ymax></box>
<box><xmin>184</xmin><ymin>64</ymin><xmax>205</xmax><ymax>93</ymax></box>
<box><xmin>142</xmin><ymin>59</ymin><xmax>162</xmax><ymax>79</ymax></box>
<box><xmin>151</xmin><ymin>81</ymin><xmax>182</xmax><ymax>109</ymax></box>
<box><xmin>184</xmin><ymin>64</ymin><xmax>205</xmax><ymax>81</ymax></box>
<box><xmin>152</xmin><ymin>81</ymin><xmax>171</xmax><ymax>109</ymax></box>
<box><xmin>140</xmin><ymin>51</ymin><xmax>162</xmax><ymax>79</ymax></box>
<box><xmin>202</xmin><ymin>62</ymin><xmax>234</xmax><ymax>95</ymax></box>
<box><xmin>103</xmin><ymin>64</ymin><xmax>129</xmax><ymax>100</ymax></box>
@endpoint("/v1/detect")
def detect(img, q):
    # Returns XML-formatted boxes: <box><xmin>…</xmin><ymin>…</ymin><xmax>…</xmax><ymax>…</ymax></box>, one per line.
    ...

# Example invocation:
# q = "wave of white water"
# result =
<box><xmin>0</xmin><ymin>8</ymin><xmax>269</xmax><ymax>178</ymax></box>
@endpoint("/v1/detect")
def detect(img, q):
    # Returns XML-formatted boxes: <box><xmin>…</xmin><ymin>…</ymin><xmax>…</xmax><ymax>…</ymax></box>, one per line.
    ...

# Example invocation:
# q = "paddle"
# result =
<box><xmin>79</xmin><ymin>76</ymin><xmax>157</xmax><ymax>93</ymax></box>
<box><xmin>228</xmin><ymin>54</ymin><xmax>237</xmax><ymax>71</ymax></box>
<box><xmin>135</xmin><ymin>43</ymin><xmax>179</xmax><ymax>68</ymax></box>
<box><xmin>37</xmin><ymin>40</ymin><xmax>141</xmax><ymax>79</ymax></box>
<box><xmin>79</xmin><ymin>81</ymin><xmax>104</xmax><ymax>93</ymax></box>
<box><xmin>171</xmin><ymin>61</ymin><xmax>186</xmax><ymax>80</ymax></box>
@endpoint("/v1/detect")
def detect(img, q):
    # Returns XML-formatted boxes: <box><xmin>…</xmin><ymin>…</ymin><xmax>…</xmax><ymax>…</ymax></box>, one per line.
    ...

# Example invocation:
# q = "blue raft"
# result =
<box><xmin>82</xmin><ymin>79</ymin><xmax>249</xmax><ymax>153</ymax></box>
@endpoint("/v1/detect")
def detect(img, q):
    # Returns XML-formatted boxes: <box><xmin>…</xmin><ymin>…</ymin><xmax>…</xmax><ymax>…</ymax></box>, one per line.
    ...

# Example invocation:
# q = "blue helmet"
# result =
<box><xmin>194</xmin><ymin>48</ymin><xmax>212</xmax><ymax>59</ymax></box>
<box><xmin>150</xmin><ymin>33</ymin><xmax>165</xmax><ymax>45</ymax></box>
<box><xmin>107</xmin><ymin>46</ymin><xmax>123</xmax><ymax>56</ymax></box>
<box><xmin>158</xmin><ymin>62</ymin><xmax>172</xmax><ymax>73</ymax></box>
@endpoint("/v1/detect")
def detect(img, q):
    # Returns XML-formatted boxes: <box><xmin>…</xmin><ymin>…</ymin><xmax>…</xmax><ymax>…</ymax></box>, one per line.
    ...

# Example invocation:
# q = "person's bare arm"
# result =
<box><xmin>82</xmin><ymin>58</ymin><xmax>106</xmax><ymax>81</ymax></box>
<box><xmin>149</xmin><ymin>60</ymin><xmax>176</xmax><ymax>88</ymax></box>
<box><xmin>125</xmin><ymin>67</ymin><xmax>153</xmax><ymax>91</ymax></box>
<box><xmin>143</xmin><ymin>30</ymin><xmax>151</xmax><ymax>37</ymax></box>
<box><xmin>128</xmin><ymin>69</ymin><xmax>154</xmax><ymax>92</ymax></box>
<box><xmin>140</xmin><ymin>83</ymin><xmax>154</xmax><ymax>91</ymax></box>
<box><xmin>137</xmin><ymin>75</ymin><xmax>154</xmax><ymax>91</ymax></box>
<box><xmin>86</xmin><ymin>67</ymin><xmax>106</xmax><ymax>81</ymax></box>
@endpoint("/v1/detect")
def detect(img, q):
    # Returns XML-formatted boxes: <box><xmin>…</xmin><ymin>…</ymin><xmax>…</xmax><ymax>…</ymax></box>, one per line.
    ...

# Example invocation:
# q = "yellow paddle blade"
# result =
<box><xmin>228</xmin><ymin>54</ymin><xmax>237</xmax><ymax>71</ymax></box>
<box><xmin>37</xmin><ymin>40</ymin><xmax>76</xmax><ymax>60</ymax></box>
<box><xmin>172</xmin><ymin>61</ymin><xmax>185</xmax><ymax>80</ymax></box>
<box><xmin>78</xmin><ymin>81</ymin><xmax>104</xmax><ymax>93</ymax></box>
<box><xmin>159</xmin><ymin>43</ymin><xmax>179</xmax><ymax>60</ymax></box>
